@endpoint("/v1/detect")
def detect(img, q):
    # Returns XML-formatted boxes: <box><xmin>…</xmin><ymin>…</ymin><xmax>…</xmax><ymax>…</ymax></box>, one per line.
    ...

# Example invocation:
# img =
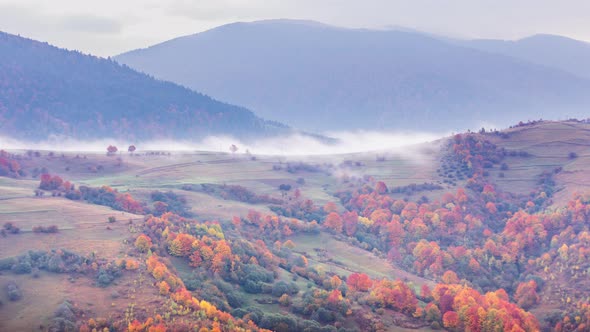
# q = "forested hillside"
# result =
<box><xmin>116</xmin><ymin>20</ymin><xmax>590</xmax><ymax>132</ymax></box>
<box><xmin>0</xmin><ymin>31</ymin><xmax>287</xmax><ymax>141</ymax></box>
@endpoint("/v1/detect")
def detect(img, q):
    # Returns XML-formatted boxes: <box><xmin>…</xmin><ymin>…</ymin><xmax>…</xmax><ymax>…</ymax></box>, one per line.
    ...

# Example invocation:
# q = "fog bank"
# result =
<box><xmin>0</xmin><ymin>130</ymin><xmax>446</xmax><ymax>156</ymax></box>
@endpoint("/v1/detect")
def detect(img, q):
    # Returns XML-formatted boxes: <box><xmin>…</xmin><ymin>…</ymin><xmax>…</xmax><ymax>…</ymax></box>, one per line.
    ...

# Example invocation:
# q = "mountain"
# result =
<box><xmin>460</xmin><ymin>34</ymin><xmax>590</xmax><ymax>80</ymax></box>
<box><xmin>115</xmin><ymin>19</ymin><xmax>590</xmax><ymax>132</ymax></box>
<box><xmin>0</xmin><ymin>31</ymin><xmax>288</xmax><ymax>141</ymax></box>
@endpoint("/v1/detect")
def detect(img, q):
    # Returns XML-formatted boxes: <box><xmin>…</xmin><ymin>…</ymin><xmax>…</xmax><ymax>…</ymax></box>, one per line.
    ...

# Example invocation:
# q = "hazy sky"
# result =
<box><xmin>1</xmin><ymin>0</ymin><xmax>589</xmax><ymax>56</ymax></box>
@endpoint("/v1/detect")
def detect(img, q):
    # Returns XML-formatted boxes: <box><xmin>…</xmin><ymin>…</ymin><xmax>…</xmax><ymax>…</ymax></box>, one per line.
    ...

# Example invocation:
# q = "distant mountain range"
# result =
<box><xmin>116</xmin><ymin>19</ymin><xmax>590</xmax><ymax>132</ymax></box>
<box><xmin>458</xmin><ymin>34</ymin><xmax>590</xmax><ymax>81</ymax></box>
<box><xmin>0</xmin><ymin>31</ymin><xmax>288</xmax><ymax>142</ymax></box>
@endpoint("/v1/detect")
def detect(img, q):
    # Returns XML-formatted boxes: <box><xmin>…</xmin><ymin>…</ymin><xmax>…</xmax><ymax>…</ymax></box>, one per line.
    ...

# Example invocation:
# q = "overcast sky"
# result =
<box><xmin>1</xmin><ymin>0</ymin><xmax>589</xmax><ymax>57</ymax></box>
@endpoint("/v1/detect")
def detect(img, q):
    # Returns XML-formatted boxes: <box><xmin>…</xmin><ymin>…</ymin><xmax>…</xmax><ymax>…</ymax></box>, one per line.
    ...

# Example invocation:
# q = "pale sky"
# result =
<box><xmin>1</xmin><ymin>0</ymin><xmax>589</xmax><ymax>57</ymax></box>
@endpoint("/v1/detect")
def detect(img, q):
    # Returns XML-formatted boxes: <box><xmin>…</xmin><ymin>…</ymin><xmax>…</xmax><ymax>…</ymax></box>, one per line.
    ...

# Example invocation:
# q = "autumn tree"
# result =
<box><xmin>443</xmin><ymin>311</ymin><xmax>460</xmax><ymax>329</ymax></box>
<box><xmin>347</xmin><ymin>273</ymin><xmax>373</xmax><ymax>292</ymax></box>
<box><xmin>39</xmin><ymin>174</ymin><xmax>64</xmax><ymax>190</ymax></box>
<box><xmin>278</xmin><ymin>293</ymin><xmax>291</xmax><ymax>306</ymax></box>
<box><xmin>368</xmin><ymin>279</ymin><xmax>418</xmax><ymax>314</ymax></box>
<box><xmin>107</xmin><ymin>145</ymin><xmax>118</xmax><ymax>155</ymax></box>
<box><xmin>375</xmin><ymin>181</ymin><xmax>389</xmax><ymax>194</ymax></box>
<box><xmin>159</xmin><ymin>281</ymin><xmax>170</xmax><ymax>295</ymax></box>
<box><xmin>324</xmin><ymin>212</ymin><xmax>343</xmax><ymax>233</ymax></box>
<box><xmin>330</xmin><ymin>275</ymin><xmax>343</xmax><ymax>290</ymax></box>
<box><xmin>420</xmin><ymin>284</ymin><xmax>433</xmax><ymax>301</ymax></box>
<box><xmin>442</xmin><ymin>270</ymin><xmax>460</xmax><ymax>284</ymax></box>
<box><xmin>342</xmin><ymin>211</ymin><xmax>359</xmax><ymax>237</ymax></box>
<box><xmin>514</xmin><ymin>280</ymin><xmax>539</xmax><ymax>310</ymax></box>
<box><xmin>324</xmin><ymin>201</ymin><xmax>338</xmax><ymax>213</ymax></box>
<box><xmin>134</xmin><ymin>234</ymin><xmax>153</xmax><ymax>252</ymax></box>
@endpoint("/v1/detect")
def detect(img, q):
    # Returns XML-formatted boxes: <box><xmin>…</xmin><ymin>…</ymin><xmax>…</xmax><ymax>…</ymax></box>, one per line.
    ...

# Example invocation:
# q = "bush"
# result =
<box><xmin>226</xmin><ymin>291</ymin><xmax>246</xmax><ymax>308</ymax></box>
<box><xmin>32</xmin><ymin>225</ymin><xmax>59</xmax><ymax>233</ymax></box>
<box><xmin>244</xmin><ymin>280</ymin><xmax>263</xmax><ymax>294</ymax></box>
<box><xmin>259</xmin><ymin>313</ymin><xmax>298</xmax><ymax>332</ymax></box>
<box><xmin>96</xmin><ymin>265</ymin><xmax>121</xmax><ymax>287</ymax></box>
<box><xmin>12</xmin><ymin>260</ymin><xmax>32</xmax><ymax>274</ymax></box>
<box><xmin>3</xmin><ymin>222</ymin><xmax>20</xmax><ymax>234</ymax></box>
<box><xmin>6</xmin><ymin>281</ymin><xmax>22</xmax><ymax>301</ymax></box>
<box><xmin>150</xmin><ymin>191</ymin><xmax>191</xmax><ymax>217</ymax></box>
<box><xmin>51</xmin><ymin>301</ymin><xmax>76</xmax><ymax>332</ymax></box>
<box><xmin>311</xmin><ymin>307</ymin><xmax>335</xmax><ymax>324</ymax></box>
<box><xmin>0</xmin><ymin>257</ymin><xmax>16</xmax><ymax>270</ymax></box>
<box><xmin>272</xmin><ymin>281</ymin><xmax>291</xmax><ymax>297</ymax></box>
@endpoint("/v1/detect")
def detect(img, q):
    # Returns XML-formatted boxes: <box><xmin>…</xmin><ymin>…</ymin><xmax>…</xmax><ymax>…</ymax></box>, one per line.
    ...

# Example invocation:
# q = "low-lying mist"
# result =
<box><xmin>0</xmin><ymin>131</ymin><xmax>446</xmax><ymax>156</ymax></box>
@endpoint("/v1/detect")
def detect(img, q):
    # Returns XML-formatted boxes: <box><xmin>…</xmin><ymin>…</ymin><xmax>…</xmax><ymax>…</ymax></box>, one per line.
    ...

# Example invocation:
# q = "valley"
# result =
<box><xmin>2</xmin><ymin>120</ymin><xmax>590</xmax><ymax>331</ymax></box>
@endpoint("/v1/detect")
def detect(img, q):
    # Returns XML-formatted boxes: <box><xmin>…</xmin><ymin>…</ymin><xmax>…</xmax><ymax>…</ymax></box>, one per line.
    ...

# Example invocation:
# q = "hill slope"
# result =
<box><xmin>116</xmin><ymin>20</ymin><xmax>590</xmax><ymax>132</ymax></box>
<box><xmin>0</xmin><ymin>31</ymin><xmax>287</xmax><ymax>141</ymax></box>
<box><xmin>461</xmin><ymin>34</ymin><xmax>590</xmax><ymax>80</ymax></box>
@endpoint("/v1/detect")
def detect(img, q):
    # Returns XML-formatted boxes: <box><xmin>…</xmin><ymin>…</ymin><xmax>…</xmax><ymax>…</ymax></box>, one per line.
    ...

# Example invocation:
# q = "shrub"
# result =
<box><xmin>0</xmin><ymin>257</ymin><xmax>16</xmax><ymax>270</ymax></box>
<box><xmin>32</xmin><ymin>225</ymin><xmax>59</xmax><ymax>233</ymax></box>
<box><xmin>6</xmin><ymin>282</ymin><xmax>22</xmax><ymax>301</ymax></box>
<box><xmin>12</xmin><ymin>260</ymin><xmax>32</xmax><ymax>274</ymax></box>
<box><xmin>51</xmin><ymin>301</ymin><xmax>76</xmax><ymax>331</ymax></box>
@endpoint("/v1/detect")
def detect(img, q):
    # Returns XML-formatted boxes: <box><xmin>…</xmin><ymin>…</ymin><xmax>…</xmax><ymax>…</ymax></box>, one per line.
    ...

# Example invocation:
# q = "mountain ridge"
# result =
<box><xmin>459</xmin><ymin>33</ymin><xmax>590</xmax><ymax>80</ymax></box>
<box><xmin>0</xmin><ymin>30</ymin><xmax>289</xmax><ymax>142</ymax></box>
<box><xmin>115</xmin><ymin>20</ymin><xmax>590</xmax><ymax>132</ymax></box>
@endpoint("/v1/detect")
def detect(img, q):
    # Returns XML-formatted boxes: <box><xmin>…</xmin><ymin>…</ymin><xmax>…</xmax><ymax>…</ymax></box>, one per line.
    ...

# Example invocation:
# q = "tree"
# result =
<box><xmin>229</xmin><ymin>144</ymin><xmax>238</xmax><ymax>154</ymax></box>
<box><xmin>159</xmin><ymin>281</ymin><xmax>170</xmax><ymax>295</ymax></box>
<box><xmin>324</xmin><ymin>212</ymin><xmax>343</xmax><ymax>233</ymax></box>
<box><xmin>442</xmin><ymin>270</ymin><xmax>459</xmax><ymax>284</ymax></box>
<box><xmin>443</xmin><ymin>311</ymin><xmax>460</xmax><ymax>329</ymax></box>
<box><xmin>369</xmin><ymin>279</ymin><xmax>417</xmax><ymax>313</ymax></box>
<box><xmin>6</xmin><ymin>281</ymin><xmax>22</xmax><ymax>301</ymax></box>
<box><xmin>342</xmin><ymin>211</ymin><xmax>359</xmax><ymax>237</ymax></box>
<box><xmin>347</xmin><ymin>273</ymin><xmax>373</xmax><ymax>292</ymax></box>
<box><xmin>514</xmin><ymin>280</ymin><xmax>539</xmax><ymax>309</ymax></box>
<box><xmin>330</xmin><ymin>275</ymin><xmax>343</xmax><ymax>290</ymax></box>
<box><xmin>39</xmin><ymin>174</ymin><xmax>63</xmax><ymax>190</ymax></box>
<box><xmin>323</xmin><ymin>202</ymin><xmax>338</xmax><ymax>213</ymax></box>
<box><xmin>278</xmin><ymin>293</ymin><xmax>291</xmax><ymax>306</ymax></box>
<box><xmin>128</xmin><ymin>145</ymin><xmax>136</xmax><ymax>153</ymax></box>
<box><xmin>424</xmin><ymin>302</ymin><xmax>442</xmax><ymax>322</ymax></box>
<box><xmin>420</xmin><ymin>284</ymin><xmax>433</xmax><ymax>300</ymax></box>
<box><xmin>134</xmin><ymin>234</ymin><xmax>153</xmax><ymax>252</ymax></box>
<box><xmin>107</xmin><ymin>145</ymin><xmax>118</xmax><ymax>155</ymax></box>
<box><xmin>486</xmin><ymin>202</ymin><xmax>497</xmax><ymax>214</ymax></box>
<box><xmin>375</xmin><ymin>181</ymin><xmax>389</xmax><ymax>194</ymax></box>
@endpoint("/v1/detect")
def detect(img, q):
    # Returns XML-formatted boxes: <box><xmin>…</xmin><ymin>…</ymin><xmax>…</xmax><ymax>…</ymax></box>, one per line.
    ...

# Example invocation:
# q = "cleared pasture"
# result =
<box><xmin>0</xmin><ymin>196</ymin><xmax>142</xmax><ymax>258</ymax></box>
<box><xmin>488</xmin><ymin>121</ymin><xmax>590</xmax><ymax>205</ymax></box>
<box><xmin>291</xmin><ymin>233</ymin><xmax>436</xmax><ymax>289</ymax></box>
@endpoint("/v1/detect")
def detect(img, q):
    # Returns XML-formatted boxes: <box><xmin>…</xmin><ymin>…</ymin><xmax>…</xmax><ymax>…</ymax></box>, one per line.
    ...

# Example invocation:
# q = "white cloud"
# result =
<box><xmin>1</xmin><ymin>0</ymin><xmax>590</xmax><ymax>56</ymax></box>
<box><xmin>59</xmin><ymin>15</ymin><xmax>123</xmax><ymax>34</ymax></box>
